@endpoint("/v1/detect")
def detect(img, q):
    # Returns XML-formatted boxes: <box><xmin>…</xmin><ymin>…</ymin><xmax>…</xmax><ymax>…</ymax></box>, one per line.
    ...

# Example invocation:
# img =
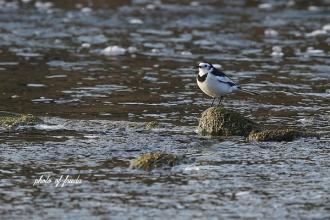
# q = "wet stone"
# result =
<box><xmin>0</xmin><ymin>112</ymin><xmax>42</xmax><ymax>128</ymax></box>
<box><xmin>129</xmin><ymin>152</ymin><xmax>185</xmax><ymax>170</ymax></box>
<box><xmin>145</xmin><ymin>121</ymin><xmax>159</xmax><ymax>129</ymax></box>
<box><xmin>247</xmin><ymin>128</ymin><xmax>319</xmax><ymax>142</ymax></box>
<box><xmin>197</xmin><ymin>107</ymin><xmax>260</xmax><ymax>136</ymax></box>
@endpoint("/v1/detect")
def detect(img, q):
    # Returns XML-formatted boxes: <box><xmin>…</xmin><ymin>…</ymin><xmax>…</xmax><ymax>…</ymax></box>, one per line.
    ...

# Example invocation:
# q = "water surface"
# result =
<box><xmin>0</xmin><ymin>0</ymin><xmax>329</xmax><ymax>219</ymax></box>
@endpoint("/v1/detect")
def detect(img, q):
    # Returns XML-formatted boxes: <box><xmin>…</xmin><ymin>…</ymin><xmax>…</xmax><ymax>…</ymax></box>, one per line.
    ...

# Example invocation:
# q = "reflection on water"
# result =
<box><xmin>0</xmin><ymin>0</ymin><xmax>329</xmax><ymax>219</ymax></box>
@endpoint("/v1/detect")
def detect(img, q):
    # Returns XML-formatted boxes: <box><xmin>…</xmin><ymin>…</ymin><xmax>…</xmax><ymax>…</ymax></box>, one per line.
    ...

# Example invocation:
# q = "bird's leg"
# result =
<box><xmin>210</xmin><ymin>98</ymin><xmax>216</xmax><ymax>107</ymax></box>
<box><xmin>217</xmin><ymin>96</ymin><xmax>223</xmax><ymax>106</ymax></box>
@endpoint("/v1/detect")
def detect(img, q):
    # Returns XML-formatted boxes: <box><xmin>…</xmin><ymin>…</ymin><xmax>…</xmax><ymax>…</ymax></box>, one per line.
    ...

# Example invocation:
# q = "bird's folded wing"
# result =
<box><xmin>216</xmin><ymin>76</ymin><xmax>236</xmax><ymax>87</ymax></box>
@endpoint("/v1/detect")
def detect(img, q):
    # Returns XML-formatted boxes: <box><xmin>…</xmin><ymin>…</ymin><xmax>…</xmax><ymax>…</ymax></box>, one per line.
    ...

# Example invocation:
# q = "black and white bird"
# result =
<box><xmin>196</xmin><ymin>62</ymin><xmax>258</xmax><ymax>106</ymax></box>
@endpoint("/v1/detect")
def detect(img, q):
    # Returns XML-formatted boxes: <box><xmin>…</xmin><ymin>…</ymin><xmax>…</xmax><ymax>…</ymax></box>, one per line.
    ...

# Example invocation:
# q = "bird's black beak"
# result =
<box><xmin>196</xmin><ymin>65</ymin><xmax>200</xmax><ymax>68</ymax></box>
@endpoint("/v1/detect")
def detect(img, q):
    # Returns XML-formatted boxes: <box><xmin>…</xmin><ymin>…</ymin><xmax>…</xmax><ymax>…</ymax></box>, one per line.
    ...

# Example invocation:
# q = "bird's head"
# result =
<box><xmin>197</xmin><ymin>62</ymin><xmax>212</xmax><ymax>76</ymax></box>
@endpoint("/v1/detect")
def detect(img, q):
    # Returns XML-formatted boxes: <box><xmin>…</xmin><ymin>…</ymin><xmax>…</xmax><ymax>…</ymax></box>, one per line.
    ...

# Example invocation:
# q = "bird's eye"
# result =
<box><xmin>204</xmin><ymin>65</ymin><xmax>207</xmax><ymax>68</ymax></box>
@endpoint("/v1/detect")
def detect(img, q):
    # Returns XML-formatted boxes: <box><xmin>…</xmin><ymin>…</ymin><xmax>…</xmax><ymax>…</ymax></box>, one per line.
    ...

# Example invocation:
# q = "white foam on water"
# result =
<box><xmin>81</xmin><ymin>43</ymin><xmax>91</xmax><ymax>48</ymax></box>
<box><xmin>308</xmin><ymin>6</ymin><xmax>320</xmax><ymax>11</ymax></box>
<box><xmin>129</xmin><ymin>18</ymin><xmax>143</xmax><ymax>24</ymax></box>
<box><xmin>128</xmin><ymin>46</ymin><xmax>137</xmax><ymax>53</ymax></box>
<box><xmin>84</xmin><ymin>135</ymin><xmax>99</xmax><ymax>139</ymax></box>
<box><xmin>180</xmin><ymin>51</ymin><xmax>192</xmax><ymax>56</ymax></box>
<box><xmin>236</xmin><ymin>191</ymin><xmax>250</xmax><ymax>197</ymax></box>
<box><xmin>212</xmin><ymin>64</ymin><xmax>222</xmax><ymax>69</ymax></box>
<box><xmin>271</xmin><ymin>46</ymin><xmax>284</xmax><ymax>57</ymax></box>
<box><xmin>81</xmin><ymin>7</ymin><xmax>92</xmax><ymax>13</ymax></box>
<box><xmin>305</xmin><ymin>29</ymin><xmax>327</xmax><ymax>37</ymax></box>
<box><xmin>31</xmin><ymin>97</ymin><xmax>53</xmax><ymax>103</ymax></box>
<box><xmin>323</xmin><ymin>24</ymin><xmax>330</xmax><ymax>31</ymax></box>
<box><xmin>35</xmin><ymin>1</ymin><xmax>53</xmax><ymax>10</ymax></box>
<box><xmin>264</xmin><ymin>29</ymin><xmax>279</xmax><ymax>37</ymax></box>
<box><xmin>306</xmin><ymin>47</ymin><xmax>324</xmax><ymax>54</ymax></box>
<box><xmin>34</xmin><ymin>124</ymin><xmax>65</xmax><ymax>130</ymax></box>
<box><xmin>190</xmin><ymin>1</ymin><xmax>200</xmax><ymax>7</ymax></box>
<box><xmin>101</xmin><ymin>46</ymin><xmax>126</xmax><ymax>56</ymax></box>
<box><xmin>27</xmin><ymin>83</ymin><xmax>46</xmax><ymax>88</ymax></box>
<box><xmin>146</xmin><ymin>4</ymin><xmax>156</xmax><ymax>10</ymax></box>
<box><xmin>258</xmin><ymin>3</ymin><xmax>272</xmax><ymax>9</ymax></box>
<box><xmin>45</xmin><ymin>75</ymin><xmax>67</xmax><ymax>79</ymax></box>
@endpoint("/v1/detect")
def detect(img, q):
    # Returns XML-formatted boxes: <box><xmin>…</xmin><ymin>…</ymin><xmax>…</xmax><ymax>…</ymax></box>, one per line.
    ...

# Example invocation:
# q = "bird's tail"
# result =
<box><xmin>237</xmin><ymin>87</ymin><xmax>260</xmax><ymax>95</ymax></box>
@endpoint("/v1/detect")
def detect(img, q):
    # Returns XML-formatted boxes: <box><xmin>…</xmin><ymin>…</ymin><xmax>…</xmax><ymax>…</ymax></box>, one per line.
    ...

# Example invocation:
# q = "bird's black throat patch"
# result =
<box><xmin>197</xmin><ymin>73</ymin><xmax>207</xmax><ymax>82</ymax></box>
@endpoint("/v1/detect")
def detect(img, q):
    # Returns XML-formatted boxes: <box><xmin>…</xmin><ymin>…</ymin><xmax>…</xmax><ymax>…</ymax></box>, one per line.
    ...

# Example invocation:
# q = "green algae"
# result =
<box><xmin>247</xmin><ymin>128</ymin><xmax>319</xmax><ymax>142</ymax></box>
<box><xmin>0</xmin><ymin>112</ymin><xmax>42</xmax><ymax>128</ymax></box>
<box><xmin>130</xmin><ymin>152</ymin><xmax>184</xmax><ymax>170</ymax></box>
<box><xmin>145</xmin><ymin>121</ymin><xmax>159</xmax><ymax>129</ymax></box>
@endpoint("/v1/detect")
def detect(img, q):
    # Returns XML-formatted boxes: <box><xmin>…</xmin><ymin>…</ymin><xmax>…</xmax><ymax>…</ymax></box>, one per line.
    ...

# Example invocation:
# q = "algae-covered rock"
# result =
<box><xmin>198</xmin><ymin>107</ymin><xmax>260</xmax><ymax>136</ymax></box>
<box><xmin>145</xmin><ymin>121</ymin><xmax>159</xmax><ymax>129</ymax></box>
<box><xmin>130</xmin><ymin>152</ymin><xmax>184</xmax><ymax>170</ymax></box>
<box><xmin>247</xmin><ymin>128</ymin><xmax>318</xmax><ymax>142</ymax></box>
<box><xmin>0</xmin><ymin>112</ymin><xmax>42</xmax><ymax>128</ymax></box>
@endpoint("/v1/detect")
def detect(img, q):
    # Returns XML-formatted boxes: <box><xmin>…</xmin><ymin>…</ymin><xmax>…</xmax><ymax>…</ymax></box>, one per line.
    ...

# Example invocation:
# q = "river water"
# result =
<box><xmin>0</xmin><ymin>0</ymin><xmax>329</xmax><ymax>219</ymax></box>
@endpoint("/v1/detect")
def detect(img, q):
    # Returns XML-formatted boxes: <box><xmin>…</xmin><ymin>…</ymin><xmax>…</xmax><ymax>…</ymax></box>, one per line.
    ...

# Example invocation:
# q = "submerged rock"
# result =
<box><xmin>247</xmin><ymin>128</ymin><xmax>318</xmax><ymax>142</ymax></box>
<box><xmin>0</xmin><ymin>112</ymin><xmax>42</xmax><ymax>128</ymax></box>
<box><xmin>145</xmin><ymin>121</ymin><xmax>159</xmax><ymax>129</ymax></box>
<box><xmin>130</xmin><ymin>152</ymin><xmax>184</xmax><ymax>170</ymax></box>
<box><xmin>198</xmin><ymin>107</ymin><xmax>260</xmax><ymax>136</ymax></box>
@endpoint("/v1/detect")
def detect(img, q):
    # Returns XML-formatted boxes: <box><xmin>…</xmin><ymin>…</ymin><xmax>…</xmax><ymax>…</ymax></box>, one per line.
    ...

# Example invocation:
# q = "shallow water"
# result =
<box><xmin>0</xmin><ymin>0</ymin><xmax>330</xmax><ymax>219</ymax></box>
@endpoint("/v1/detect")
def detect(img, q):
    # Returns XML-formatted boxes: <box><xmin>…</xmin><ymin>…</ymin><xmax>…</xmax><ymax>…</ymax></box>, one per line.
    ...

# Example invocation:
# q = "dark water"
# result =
<box><xmin>0</xmin><ymin>0</ymin><xmax>330</xmax><ymax>219</ymax></box>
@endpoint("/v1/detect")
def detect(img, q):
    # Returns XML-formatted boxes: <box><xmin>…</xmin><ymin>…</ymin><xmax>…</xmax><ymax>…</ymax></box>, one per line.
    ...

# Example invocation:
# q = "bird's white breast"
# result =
<box><xmin>197</xmin><ymin>73</ymin><xmax>237</xmax><ymax>98</ymax></box>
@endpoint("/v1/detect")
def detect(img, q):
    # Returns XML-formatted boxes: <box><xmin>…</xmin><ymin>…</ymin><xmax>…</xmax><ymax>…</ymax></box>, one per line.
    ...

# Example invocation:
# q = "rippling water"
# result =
<box><xmin>0</xmin><ymin>0</ymin><xmax>330</xmax><ymax>219</ymax></box>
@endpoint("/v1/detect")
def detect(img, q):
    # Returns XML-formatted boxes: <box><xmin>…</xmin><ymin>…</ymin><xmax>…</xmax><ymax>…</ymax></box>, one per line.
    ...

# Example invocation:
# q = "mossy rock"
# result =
<box><xmin>0</xmin><ymin>112</ymin><xmax>42</xmax><ymax>128</ymax></box>
<box><xmin>198</xmin><ymin>107</ymin><xmax>260</xmax><ymax>136</ymax></box>
<box><xmin>145</xmin><ymin>121</ymin><xmax>159</xmax><ymax>129</ymax></box>
<box><xmin>130</xmin><ymin>152</ymin><xmax>184</xmax><ymax>170</ymax></box>
<box><xmin>247</xmin><ymin>128</ymin><xmax>319</xmax><ymax>142</ymax></box>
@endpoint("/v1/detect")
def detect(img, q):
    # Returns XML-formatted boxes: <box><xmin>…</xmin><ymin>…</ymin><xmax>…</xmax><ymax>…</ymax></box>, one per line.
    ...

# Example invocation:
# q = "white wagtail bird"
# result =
<box><xmin>196</xmin><ymin>62</ymin><xmax>258</xmax><ymax>106</ymax></box>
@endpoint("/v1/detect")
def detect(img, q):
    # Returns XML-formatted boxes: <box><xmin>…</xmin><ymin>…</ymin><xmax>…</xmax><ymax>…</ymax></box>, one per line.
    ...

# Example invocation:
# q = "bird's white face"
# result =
<box><xmin>198</xmin><ymin>62</ymin><xmax>212</xmax><ymax>76</ymax></box>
